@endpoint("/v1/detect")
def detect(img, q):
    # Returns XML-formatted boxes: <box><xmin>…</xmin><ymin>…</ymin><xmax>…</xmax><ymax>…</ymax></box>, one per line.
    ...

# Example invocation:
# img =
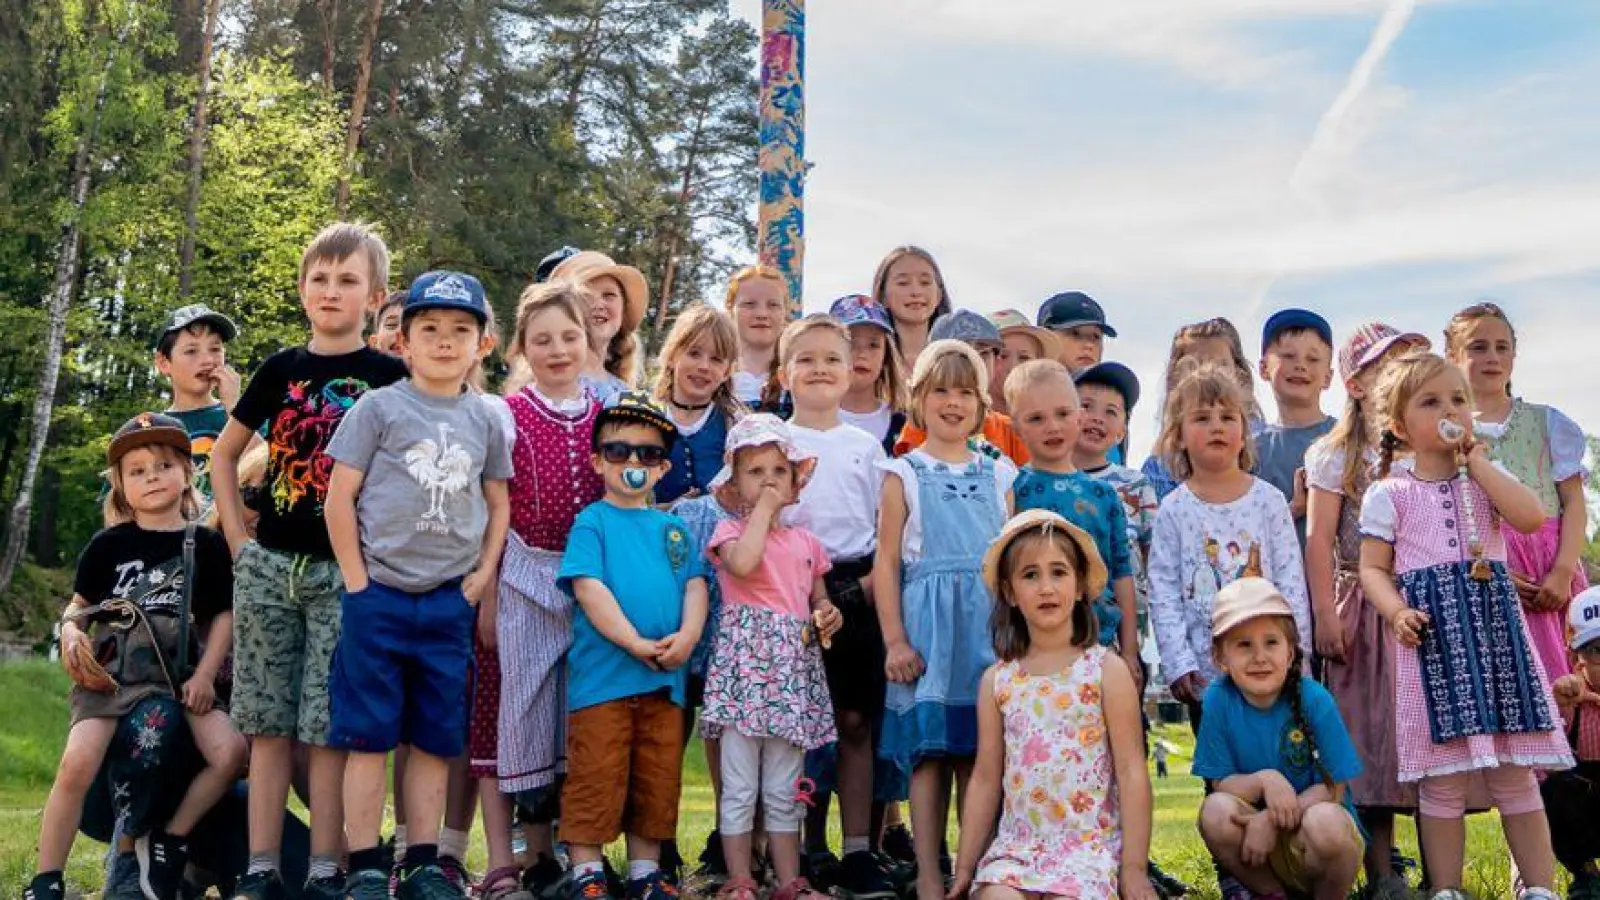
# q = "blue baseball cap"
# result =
<box><xmin>1261</xmin><ymin>308</ymin><xmax>1333</xmax><ymax>353</ymax></box>
<box><xmin>1037</xmin><ymin>291</ymin><xmax>1117</xmax><ymax>337</ymax></box>
<box><xmin>830</xmin><ymin>293</ymin><xmax>893</xmax><ymax>333</ymax></box>
<box><xmin>535</xmin><ymin>246</ymin><xmax>580</xmax><ymax>283</ymax></box>
<box><xmin>404</xmin><ymin>270</ymin><xmax>489</xmax><ymax>325</ymax></box>
<box><xmin>1074</xmin><ymin>361</ymin><xmax>1141</xmax><ymax>412</ymax></box>
<box><xmin>930</xmin><ymin>308</ymin><xmax>1002</xmax><ymax>346</ymax></box>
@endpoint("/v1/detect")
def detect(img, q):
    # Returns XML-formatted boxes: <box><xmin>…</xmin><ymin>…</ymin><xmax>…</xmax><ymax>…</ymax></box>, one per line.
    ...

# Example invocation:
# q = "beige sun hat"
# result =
<box><xmin>1211</xmin><ymin>577</ymin><xmax>1295</xmax><ymax>638</ymax></box>
<box><xmin>551</xmin><ymin>251</ymin><xmax>649</xmax><ymax>334</ymax></box>
<box><xmin>988</xmin><ymin>309</ymin><xmax>1061</xmax><ymax>361</ymax></box>
<box><xmin>981</xmin><ymin>509</ymin><xmax>1108</xmax><ymax>600</ymax></box>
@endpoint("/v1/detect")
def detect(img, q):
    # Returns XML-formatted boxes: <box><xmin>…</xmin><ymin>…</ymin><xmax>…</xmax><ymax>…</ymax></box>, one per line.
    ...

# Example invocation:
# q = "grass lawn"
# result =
<box><xmin>0</xmin><ymin>660</ymin><xmax>1541</xmax><ymax>898</ymax></box>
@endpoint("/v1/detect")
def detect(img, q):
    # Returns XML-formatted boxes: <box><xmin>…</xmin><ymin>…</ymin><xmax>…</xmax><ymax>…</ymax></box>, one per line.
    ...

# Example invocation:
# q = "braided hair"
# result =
<box><xmin>1282</xmin><ymin>635</ymin><xmax>1339</xmax><ymax>797</ymax></box>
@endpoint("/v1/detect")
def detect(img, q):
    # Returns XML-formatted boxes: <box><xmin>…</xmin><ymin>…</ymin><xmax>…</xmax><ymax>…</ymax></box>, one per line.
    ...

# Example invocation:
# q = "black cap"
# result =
<box><xmin>108</xmin><ymin>412</ymin><xmax>192</xmax><ymax>466</ymax></box>
<box><xmin>1074</xmin><ymin>361</ymin><xmax>1141</xmax><ymax>412</ymax></box>
<box><xmin>156</xmin><ymin>303</ymin><xmax>238</xmax><ymax>347</ymax></box>
<box><xmin>535</xmin><ymin>246</ymin><xmax>582</xmax><ymax>283</ymax></box>
<box><xmin>1037</xmin><ymin>291</ymin><xmax>1117</xmax><ymax>337</ymax></box>
<box><xmin>593</xmin><ymin>391</ymin><xmax>679</xmax><ymax>450</ymax></box>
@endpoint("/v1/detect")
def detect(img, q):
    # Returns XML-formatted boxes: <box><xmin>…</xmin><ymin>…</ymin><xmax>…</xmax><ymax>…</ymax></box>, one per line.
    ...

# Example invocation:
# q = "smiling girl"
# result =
<box><xmin>550</xmin><ymin>251</ymin><xmax>648</xmax><ymax>406</ymax></box>
<box><xmin>725</xmin><ymin>266</ymin><xmax>789</xmax><ymax>407</ymax></box>
<box><xmin>652</xmin><ymin>305</ymin><xmax>744</xmax><ymax>504</ymax></box>
<box><xmin>871</xmin><ymin>246</ymin><xmax>952</xmax><ymax>368</ymax></box>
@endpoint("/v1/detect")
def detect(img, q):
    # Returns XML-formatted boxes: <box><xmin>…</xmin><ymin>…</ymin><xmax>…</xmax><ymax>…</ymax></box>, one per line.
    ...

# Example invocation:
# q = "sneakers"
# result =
<box><xmin>570</xmin><ymin>867</ymin><xmax>615</xmax><ymax>900</ymax></box>
<box><xmin>834</xmin><ymin>851</ymin><xmax>896</xmax><ymax>900</ymax></box>
<box><xmin>800</xmin><ymin>850</ymin><xmax>841</xmax><ymax>892</ymax></box>
<box><xmin>232</xmin><ymin>870</ymin><xmax>287</xmax><ymax>900</ymax></box>
<box><xmin>136</xmin><ymin>829</ymin><xmax>190</xmax><ymax>900</ymax></box>
<box><xmin>106</xmin><ymin>852</ymin><xmax>146</xmax><ymax>900</ymax></box>
<box><xmin>1147</xmin><ymin>860</ymin><xmax>1191</xmax><ymax>898</ymax></box>
<box><xmin>438</xmin><ymin>857</ymin><xmax>473</xmax><ymax>896</ymax></box>
<box><xmin>480</xmin><ymin>867</ymin><xmax>535</xmax><ymax>900</ymax></box>
<box><xmin>880</xmin><ymin>825</ymin><xmax>915</xmax><ymax>865</ymax></box>
<box><xmin>625</xmin><ymin>870</ymin><xmax>678</xmax><ymax>900</ymax></box>
<box><xmin>523</xmin><ymin>854</ymin><xmax>568</xmax><ymax>900</ymax></box>
<box><xmin>346</xmin><ymin>868</ymin><xmax>392</xmax><ymax>900</ymax></box>
<box><xmin>398</xmin><ymin>864</ymin><xmax>468</xmax><ymax>900</ymax></box>
<box><xmin>713</xmin><ymin>877</ymin><xmax>759</xmax><ymax>900</ymax></box>
<box><xmin>24</xmin><ymin>873</ymin><xmax>65</xmax><ymax>900</ymax></box>
<box><xmin>304</xmin><ymin>873</ymin><xmax>347</xmax><ymax>900</ymax></box>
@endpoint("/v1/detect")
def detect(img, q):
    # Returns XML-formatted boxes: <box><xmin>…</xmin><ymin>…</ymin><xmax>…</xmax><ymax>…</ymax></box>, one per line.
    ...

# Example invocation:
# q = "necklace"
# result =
<box><xmin>1439</xmin><ymin>419</ymin><xmax>1492</xmax><ymax>582</ymax></box>
<box><xmin>671</xmin><ymin>397</ymin><xmax>712</xmax><ymax>412</ymax></box>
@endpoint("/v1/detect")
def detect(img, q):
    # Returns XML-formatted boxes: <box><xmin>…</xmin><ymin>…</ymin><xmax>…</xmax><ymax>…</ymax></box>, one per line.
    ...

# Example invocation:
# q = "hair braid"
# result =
<box><xmin>1284</xmin><ymin>659</ymin><xmax>1336</xmax><ymax>793</ymax></box>
<box><xmin>1377</xmin><ymin>429</ymin><xmax>1400</xmax><ymax>478</ymax></box>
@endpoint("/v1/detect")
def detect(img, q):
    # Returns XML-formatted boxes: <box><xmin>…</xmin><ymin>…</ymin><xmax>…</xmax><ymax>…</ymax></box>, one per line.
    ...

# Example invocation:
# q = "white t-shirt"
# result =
<box><xmin>732</xmin><ymin>370</ymin><xmax>766</xmax><ymax>407</ymax></box>
<box><xmin>789</xmin><ymin>421</ymin><xmax>886</xmax><ymax>562</ymax></box>
<box><xmin>839</xmin><ymin>402</ymin><xmax>894</xmax><ymax>445</ymax></box>
<box><xmin>876</xmin><ymin>450</ymin><xmax>1018</xmax><ymax>562</ymax></box>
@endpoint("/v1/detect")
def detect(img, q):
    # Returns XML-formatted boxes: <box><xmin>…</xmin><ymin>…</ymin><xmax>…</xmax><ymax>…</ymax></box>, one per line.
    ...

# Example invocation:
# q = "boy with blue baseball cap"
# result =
<box><xmin>1255</xmin><ymin>308</ymin><xmax>1335</xmax><ymax>542</ymax></box>
<box><xmin>323</xmin><ymin>270</ymin><xmax>513</xmax><ymax>900</ymax></box>
<box><xmin>1036</xmin><ymin>291</ymin><xmax>1116</xmax><ymax>373</ymax></box>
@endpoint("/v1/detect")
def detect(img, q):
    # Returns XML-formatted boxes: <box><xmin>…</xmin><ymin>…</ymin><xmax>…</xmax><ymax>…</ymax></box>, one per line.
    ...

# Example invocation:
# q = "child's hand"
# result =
<box><xmin>212</xmin><ymin>365</ymin><xmax>243</xmax><ymax>410</ymax></box>
<box><xmin>463</xmin><ymin>568</ymin><xmax>494</xmax><ymax>607</ymax></box>
<box><xmin>1390</xmin><ymin>608</ymin><xmax>1429</xmax><ymax>647</ymax></box>
<box><xmin>1314</xmin><ymin>612</ymin><xmax>1345</xmax><ymax>663</ymax></box>
<box><xmin>1534</xmin><ymin>562</ymin><xmax>1576</xmax><ymax>613</ymax></box>
<box><xmin>813</xmin><ymin>601</ymin><xmax>843</xmax><ymax>643</ymax></box>
<box><xmin>628</xmin><ymin>636</ymin><xmax>665</xmax><ymax>670</ymax></box>
<box><xmin>1510</xmin><ymin>572</ymin><xmax>1542</xmax><ymax>607</ymax></box>
<box><xmin>1231</xmin><ymin>809</ymin><xmax>1278</xmax><ymax>868</ymax></box>
<box><xmin>756</xmin><ymin>483</ymin><xmax>790</xmax><ymax>515</ymax></box>
<box><xmin>885</xmin><ymin>639</ymin><xmax>925</xmax><ymax>684</ymax></box>
<box><xmin>1553</xmin><ymin>674</ymin><xmax>1600</xmax><ymax>709</ymax></box>
<box><xmin>59</xmin><ymin>621</ymin><xmax>91</xmax><ymax>681</ymax></box>
<box><xmin>182</xmin><ymin>675</ymin><xmax>216</xmax><ymax>715</ymax></box>
<box><xmin>1169</xmin><ymin>672</ymin><xmax>1204</xmax><ymax>705</ymax></box>
<box><xmin>1118</xmin><ymin>865</ymin><xmax>1159</xmax><ymax>900</ymax></box>
<box><xmin>944</xmin><ymin>868</ymin><xmax>972</xmax><ymax>900</ymax></box>
<box><xmin>1289</xmin><ymin>467</ymin><xmax>1308</xmax><ymax>520</ymax></box>
<box><xmin>1260</xmin><ymin>770</ymin><xmax>1301</xmax><ymax>830</ymax></box>
<box><xmin>654</xmin><ymin>632</ymin><xmax>694</xmax><ymax>671</ymax></box>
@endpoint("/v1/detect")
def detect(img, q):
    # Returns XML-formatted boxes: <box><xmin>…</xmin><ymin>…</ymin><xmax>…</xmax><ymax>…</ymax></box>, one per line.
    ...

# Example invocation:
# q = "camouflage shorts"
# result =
<box><xmin>229</xmin><ymin>541</ymin><xmax>343</xmax><ymax>745</ymax></box>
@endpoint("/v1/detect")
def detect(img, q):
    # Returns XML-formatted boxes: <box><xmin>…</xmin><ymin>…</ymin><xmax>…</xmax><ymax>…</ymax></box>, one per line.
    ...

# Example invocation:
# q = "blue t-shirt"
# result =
<box><xmin>1192</xmin><ymin>676</ymin><xmax>1362</xmax><ymax>807</ymax></box>
<box><xmin>558</xmin><ymin>500</ymin><xmax>709</xmax><ymax>712</ymax></box>
<box><xmin>1012</xmin><ymin>467</ymin><xmax>1134</xmax><ymax>645</ymax></box>
<box><xmin>656</xmin><ymin>408</ymin><xmax>731</xmax><ymax>504</ymax></box>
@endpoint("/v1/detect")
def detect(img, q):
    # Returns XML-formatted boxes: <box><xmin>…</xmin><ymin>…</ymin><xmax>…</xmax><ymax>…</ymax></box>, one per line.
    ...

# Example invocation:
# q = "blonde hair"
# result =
<box><xmin>1155</xmin><ymin>359</ymin><xmax>1257</xmax><ymax>481</ymax></box>
<box><xmin>1372</xmin><ymin>351</ymin><xmax>1472</xmax><ymax>478</ymax></box>
<box><xmin>723</xmin><ymin>264</ymin><xmax>789</xmax><ymax>314</ymax></box>
<box><xmin>907</xmin><ymin>339</ymin><xmax>989</xmax><ymax>435</ymax></box>
<box><xmin>768</xmin><ymin>314</ymin><xmax>851</xmax><ymax>410</ymax></box>
<box><xmin>207</xmin><ymin>442</ymin><xmax>269</xmax><ymax>529</ymax></box>
<box><xmin>299</xmin><ymin>222</ymin><xmax>390</xmax><ymax>293</ymax></box>
<box><xmin>104</xmin><ymin>444</ymin><xmax>200</xmax><ymax>527</ymax></box>
<box><xmin>583</xmin><ymin>273</ymin><xmax>642</xmax><ymax>387</ymax></box>
<box><xmin>1442</xmin><ymin>301</ymin><xmax>1517</xmax><ymax>398</ymax></box>
<box><xmin>503</xmin><ymin>280</ymin><xmax>591</xmax><ymax>395</ymax></box>
<box><xmin>1153</xmin><ymin>317</ymin><xmax>1261</xmax><ymax>427</ymax></box>
<box><xmin>653</xmin><ymin>305</ymin><xmax>744</xmax><ymax>422</ymax></box>
<box><xmin>1003</xmin><ymin>358</ymin><xmax>1074</xmax><ymax>416</ymax></box>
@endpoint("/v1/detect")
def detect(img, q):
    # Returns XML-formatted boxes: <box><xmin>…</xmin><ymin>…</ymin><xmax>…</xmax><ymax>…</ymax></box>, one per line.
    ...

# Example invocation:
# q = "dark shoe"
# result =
<box><xmin>106</xmin><ymin>852</ymin><xmax>146</xmax><ymax>900</ymax></box>
<box><xmin>233</xmin><ymin>871</ymin><xmax>287</xmax><ymax>900</ymax></box>
<box><xmin>880</xmin><ymin>825</ymin><xmax>914</xmax><ymax>865</ymax></box>
<box><xmin>1570</xmin><ymin>873</ymin><xmax>1600</xmax><ymax>900</ymax></box>
<box><xmin>304</xmin><ymin>873</ymin><xmax>348</xmax><ymax>900</ymax></box>
<box><xmin>1147</xmin><ymin>861</ymin><xmax>1190</xmax><ymax>898</ymax></box>
<box><xmin>137</xmin><ymin>830</ymin><xmax>190</xmax><ymax>900</ymax></box>
<box><xmin>24</xmin><ymin>873</ymin><xmax>65</xmax><ymax>900</ymax></box>
<box><xmin>834</xmin><ymin>852</ymin><xmax>895</xmax><ymax>900</ymax></box>
<box><xmin>695</xmin><ymin>831</ymin><xmax>728</xmax><ymax>879</ymax></box>
<box><xmin>523</xmin><ymin>854</ymin><xmax>566</xmax><ymax>900</ymax></box>
<box><xmin>438</xmin><ymin>857</ymin><xmax>473</xmax><ymax>896</ymax></box>
<box><xmin>569</xmin><ymin>868</ymin><xmax>616</xmax><ymax>900</ymax></box>
<box><xmin>345</xmin><ymin>869</ymin><xmax>391</xmax><ymax>900</ymax></box>
<box><xmin>800</xmin><ymin>850</ymin><xmax>840</xmax><ymax>892</ymax></box>
<box><xmin>625</xmin><ymin>871</ymin><xmax>679</xmax><ymax>900</ymax></box>
<box><xmin>1217</xmin><ymin>876</ymin><xmax>1253</xmax><ymax>900</ymax></box>
<box><xmin>398</xmin><ymin>864</ymin><xmax>468</xmax><ymax>900</ymax></box>
<box><xmin>659</xmin><ymin>841</ymin><xmax>684</xmax><ymax>889</ymax></box>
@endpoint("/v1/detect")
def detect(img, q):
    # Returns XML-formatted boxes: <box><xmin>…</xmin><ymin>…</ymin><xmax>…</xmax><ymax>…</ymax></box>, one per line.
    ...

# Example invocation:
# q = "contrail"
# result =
<box><xmin>1248</xmin><ymin>0</ymin><xmax>1418</xmax><ymax>316</ymax></box>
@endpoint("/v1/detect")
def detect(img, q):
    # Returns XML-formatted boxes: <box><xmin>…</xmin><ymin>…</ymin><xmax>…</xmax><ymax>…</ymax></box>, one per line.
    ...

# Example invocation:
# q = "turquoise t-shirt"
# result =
<box><xmin>166</xmin><ymin>403</ymin><xmax>229</xmax><ymax>505</ymax></box>
<box><xmin>1192</xmin><ymin>676</ymin><xmax>1362</xmax><ymax>811</ymax></box>
<box><xmin>558</xmin><ymin>500</ymin><xmax>708</xmax><ymax>712</ymax></box>
<box><xmin>1012</xmin><ymin>467</ymin><xmax>1134</xmax><ymax>645</ymax></box>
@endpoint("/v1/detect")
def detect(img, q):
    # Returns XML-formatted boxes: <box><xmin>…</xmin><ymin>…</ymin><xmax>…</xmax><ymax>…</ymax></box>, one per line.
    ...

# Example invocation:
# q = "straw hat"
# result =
<box><xmin>551</xmin><ymin>251</ymin><xmax>649</xmax><ymax>334</ymax></box>
<box><xmin>988</xmin><ymin>308</ymin><xmax>1060</xmax><ymax>360</ymax></box>
<box><xmin>981</xmin><ymin>509</ymin><xmax>1108</xmax><ymax>601</ymax></box>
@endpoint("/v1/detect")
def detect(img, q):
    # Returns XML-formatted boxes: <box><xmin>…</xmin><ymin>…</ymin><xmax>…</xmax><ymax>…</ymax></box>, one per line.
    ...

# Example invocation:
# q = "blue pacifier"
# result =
<box><xmin>622</xmin><ymin>467</ymin><xmax>649</xmax><ymax>490</ymax></box>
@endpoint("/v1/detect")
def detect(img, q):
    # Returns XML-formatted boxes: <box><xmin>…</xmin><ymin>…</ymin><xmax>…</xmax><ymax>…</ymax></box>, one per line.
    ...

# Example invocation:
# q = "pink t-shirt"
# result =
<box><xmin>708</xmin><ymin>519</ymin><xmax>833</xmax><ymax>620</ymax></box>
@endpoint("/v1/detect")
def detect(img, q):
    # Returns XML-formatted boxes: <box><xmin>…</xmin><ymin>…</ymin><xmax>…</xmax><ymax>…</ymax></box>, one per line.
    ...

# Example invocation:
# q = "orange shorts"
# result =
<box><xmin>559</xmin><ymin>692</ymin><xmax>685</xmax><ymax>846</ymax></box>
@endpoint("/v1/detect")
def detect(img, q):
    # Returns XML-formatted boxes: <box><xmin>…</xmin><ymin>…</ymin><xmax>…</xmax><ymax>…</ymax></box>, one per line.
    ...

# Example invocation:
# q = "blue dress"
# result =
<box><xmin>880</xmin><ymin>454</ymin><xmax>1006</xmax><ymax>775</ymax></box>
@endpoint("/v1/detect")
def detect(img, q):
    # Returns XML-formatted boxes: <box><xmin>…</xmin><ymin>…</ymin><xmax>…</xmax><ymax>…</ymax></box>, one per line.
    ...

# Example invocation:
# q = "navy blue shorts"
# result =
<box><xmin>329</xmin><ymin>579</ymin><xmax>475</xmax><ymax>757</ymax></box>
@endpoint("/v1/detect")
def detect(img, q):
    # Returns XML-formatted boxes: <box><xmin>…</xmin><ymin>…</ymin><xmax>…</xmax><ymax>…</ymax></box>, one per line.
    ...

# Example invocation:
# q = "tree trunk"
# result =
<box><xmin>648</xmin><ymin>102</ymin><xmax>708</xmax><ymax>351</ymax></box>
<box><xmin>0</xmin><ymin>20</ymin><xmax>119</xmax><ymax>595</ymax></box>
<box><xmin>177</xmin><ymin>0</ymin><xmax>222</xmax><ymax>299</ymax></box>
<box><xmin>335</xmin><ymin>0</ymin><xmax>383</xmax><ymax>215</ymax></box>
<box><xmin>317</xmin><ymin>0</ymin><xmax>339</xmax><ymax>94</ymax></box>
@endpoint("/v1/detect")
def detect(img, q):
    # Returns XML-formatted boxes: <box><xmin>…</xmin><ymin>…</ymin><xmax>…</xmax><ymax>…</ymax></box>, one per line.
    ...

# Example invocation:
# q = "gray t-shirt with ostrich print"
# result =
<box><xmin>327</xmin><ymin>380</ymin><xmax>512</xmax><ymax>593</ymax></box>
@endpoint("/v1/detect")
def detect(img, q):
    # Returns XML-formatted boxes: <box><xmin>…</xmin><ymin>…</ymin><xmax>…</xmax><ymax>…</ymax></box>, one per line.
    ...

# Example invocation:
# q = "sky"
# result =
<box><xmin>729</xmin><ymin>0</ymin><xmax>1600</xmax><ymax>463</ymax></box>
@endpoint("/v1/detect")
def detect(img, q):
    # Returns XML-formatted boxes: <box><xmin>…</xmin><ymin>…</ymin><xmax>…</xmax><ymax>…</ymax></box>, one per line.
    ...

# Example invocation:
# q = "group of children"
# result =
<box><xmin>28</xmin><ymin>227</ymin><xmax>1600</xmax><ymax>900</ymax></box>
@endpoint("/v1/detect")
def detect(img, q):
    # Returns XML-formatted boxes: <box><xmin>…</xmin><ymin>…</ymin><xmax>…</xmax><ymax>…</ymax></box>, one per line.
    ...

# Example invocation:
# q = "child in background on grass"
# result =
<box><xmin>1253</xmin><ymin>309</ymin><xmax>1336</xmax><ymax>544</ymax></box>
<box><xmin>472</xmin><ymin>282</ymin><xmax>607</xmax><ymax>900</ymax></box>
<box><xmin>1304</xmin><ymin>323</ymin><xmax>1429</xmax><ymax>898</ymax></box>
<box><xmin>1195</xmin><ymin>578</ymin><xmax>1364</xmax><ymax>900</ymax></box>
<box><xmin>984</xmin><ymin>310</ymin><xmax>1057</xmax><ymax>417</ymax></box>
<box><xmin>1444</xmin><ymin>302</ymin><xmax>1588</xmax><ymax>687</ymax></box>
<box><xmin>726</xmin><ymin>265</ymin><xmax>788</xmax><ymax>407</ymax></box>
<box><xmin>557</xmin><ymin>392</ymin><xmax>709</xmax><ymax>900</ymax></box>
<box><xmin>780</xmin><ymin>315</ymin><xmax>897</xmax><ymax>900</ymax></box>
<box><xmin>832</xmin><ymin>294</ymin><xmax>907</xmax><ymax>455</ymax></box>
<box><xmin>323</xmin><ymin>271</ymin><xmax>511</xmax><ymax>900</ymax></box>
<box><xmin>153</xmin><ymin>304</ymin><xmax>246</xmax><ymax>513</ymax></box>
<box><xmin>550</xmin><ymin>251</ymin><xmax>648</xmax><ymax>407</ymax></box>
<box><xmin>876</xmin><ymin>340</ymin><xmax>1015</xmax><ymax>900</ymax></box>
<box><xmin>1141</xmin><ymin>318</ymin><xmax>1261</xmax><ymax>499</ymax></box>
<box><xmin>700</xmin><ymin>414</ymin><xmax>842</xmax><ymax>900</ymax></box>
<box><xmin>1147</xmin><ymin>360</ymin><xmax>1310</xmax><ymax>722</ymax></box>
<box><xmin>369</xmin><ymin>292</ymin><xmax>404</xmax><ymax>357</ymax></box>
<box><xmin>1545</xmin><ymin>588</ymin><xmax>1600</xmax><ymax>898</ymax></box>
<box><xmin>31</xmin><ymin>415</ymin><xmax>246</xmax><ymax>900</ymax></box>
<box><xmin>1358</xmin><ymin>351</ymin><xmax>1572</xmax><ymax>900</ymax></box>
<box><xmin>1004</xmin><ymin>360</ymin><xmax>1140</xmax><ymax>680</ymax></box>
<box><xmin>653</xmin><ymin>305</ymin><xmax>744</xmax><ymax>504</ymax></box>
<box><xmin>211</xmin><ymin>222</ymin><xmax>409</xmax><ymax>900</ymax></box>
<box><xmin>893</xmin><ymin>310</ymin><xmax>1028</xmax><ymax>464</ymax></box>
<box><xmin>950</xmin><ymin>510</ymin><xmax>1157</xmax><ymax>900</ymax></box>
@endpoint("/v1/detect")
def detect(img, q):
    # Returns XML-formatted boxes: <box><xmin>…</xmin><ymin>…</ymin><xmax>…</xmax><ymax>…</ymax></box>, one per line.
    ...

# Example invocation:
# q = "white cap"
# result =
<box><xmin>1569</xmin><ymin>585</ymin><xmax>1600</xmax><ymax>651</ymax></box>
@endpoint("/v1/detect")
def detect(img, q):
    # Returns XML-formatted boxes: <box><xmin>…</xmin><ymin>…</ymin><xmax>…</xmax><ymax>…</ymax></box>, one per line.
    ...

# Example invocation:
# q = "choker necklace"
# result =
<box><xmin>671</xmin><ymin>397</ymin><xmax>712</xmax><ymax>412</ymax></box>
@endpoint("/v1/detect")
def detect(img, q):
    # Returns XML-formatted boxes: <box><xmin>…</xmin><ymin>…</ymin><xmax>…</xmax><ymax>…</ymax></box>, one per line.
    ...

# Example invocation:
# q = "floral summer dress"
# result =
<box><xmin>975</xmin><ymin>648</ymin><xmax>1121</xmax><ymax>898</ymax></box>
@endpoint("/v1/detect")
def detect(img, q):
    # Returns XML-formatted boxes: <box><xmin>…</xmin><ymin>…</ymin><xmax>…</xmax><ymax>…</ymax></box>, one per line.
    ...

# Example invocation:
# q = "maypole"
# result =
<box><xmin>758</xmin><ymin>0</ymin><xmax>805</xmax><ymax>317</ymax></box>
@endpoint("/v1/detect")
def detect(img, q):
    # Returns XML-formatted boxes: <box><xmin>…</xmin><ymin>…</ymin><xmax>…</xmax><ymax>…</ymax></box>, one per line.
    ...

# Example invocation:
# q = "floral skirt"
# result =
<box><xmin>700</xmin><ymin>603</ymin><xmax>836</xmax><ymax>750</ymax></box>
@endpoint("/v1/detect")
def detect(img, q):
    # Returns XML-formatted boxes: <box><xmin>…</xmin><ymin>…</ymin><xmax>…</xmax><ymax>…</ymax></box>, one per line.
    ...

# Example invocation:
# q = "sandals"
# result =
<box><xmin>480</xmin><ymin>867</ymin><xmax>536</xmax><ymax>900</ymax></box>
<box><xmin>715</xmin><ymin>877</ymin><xmax>760</xmax><ymax>900</ymax></box>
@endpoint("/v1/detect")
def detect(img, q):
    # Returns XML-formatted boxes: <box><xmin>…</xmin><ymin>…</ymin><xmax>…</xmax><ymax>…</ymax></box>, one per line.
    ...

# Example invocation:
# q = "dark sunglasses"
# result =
<box><xmin>598</xmin><ymin>441</ymin><xmax>668</xmax><ymax>467</ymax></box>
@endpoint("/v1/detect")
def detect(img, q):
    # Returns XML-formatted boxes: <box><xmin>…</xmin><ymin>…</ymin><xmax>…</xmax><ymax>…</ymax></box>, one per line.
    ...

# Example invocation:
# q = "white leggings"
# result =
<box><xmin>719</xmin><ymin>730</ymin><xmax>804</xmax><ymax>835</ymax></box>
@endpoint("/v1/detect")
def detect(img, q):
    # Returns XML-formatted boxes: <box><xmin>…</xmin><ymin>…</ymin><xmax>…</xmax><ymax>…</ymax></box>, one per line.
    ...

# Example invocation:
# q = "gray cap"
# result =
<box><xmin>929</xmin><ymin>308</ymin><xmax>1002</xmax><ymax>346</ymax></box>
<box><xmin>157</xmin><ymin>303</ymin><xmax>238</xmax><ymax>345</ymax></box>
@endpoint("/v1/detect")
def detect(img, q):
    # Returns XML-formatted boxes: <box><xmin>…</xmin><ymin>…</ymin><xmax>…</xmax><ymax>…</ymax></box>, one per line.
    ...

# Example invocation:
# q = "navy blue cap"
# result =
<box><xmin>830</xmin><ymin>294</ymin><xmax>894</xmax><ymax>333</ymax></box>
<box><xmin>1037</xmin><ymin>291</ymin><xmax>1117</xmax><ymax>337</ymax></box>
<box><xmin>404</xmin><ymin>271</ymin><xmax>489</xmax><ymax>324</ymax></box>
<box><xmin>535</xmin><ymin>246</ymin><xmax>581</xmax><ymax>283</ymax></box>
<box><xmin>1073</xmin><ymin>361</ymin><xmax>1141</xmax><ymax>412</ymax></box>
<box><xmin>930</xmin><ymin>309</ymin><xmax>1002</xmax><ymax>346</ymax></box>
<box><xmin>1261</xmin><ymin>308</ymin><xmax>1333</xmax><ymax>353</ymax></box>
